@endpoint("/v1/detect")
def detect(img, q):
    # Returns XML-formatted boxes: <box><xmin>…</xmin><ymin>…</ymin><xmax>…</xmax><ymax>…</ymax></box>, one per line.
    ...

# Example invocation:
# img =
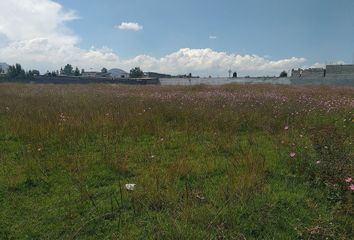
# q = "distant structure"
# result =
<box><xmin>81</xmin><ymin>71</ymin><xmax>111</xmax><ymax>78</ymax></box>
<box><xmin>291</xmin><ymin>68</ymin><xmax>325</xmax><ymax>78</ymax></box>
<box><xmin>228</xmin><ymin>69</ymin><xmax>232</xmax><ymax>78</ymax></box>
<box><xmin>291</xmin><ymin>64</ymin><xmax>354</xmax><ymax>86</ymax></box>
<box><xmin>0</xmin><ymin>62</ymin><xmax>9</xmax><ymax>73</ymax></box>
<box><xmin>108</xmin><ymin>68</ymin><xmax>129</xmax><ymax>78</ymax></box>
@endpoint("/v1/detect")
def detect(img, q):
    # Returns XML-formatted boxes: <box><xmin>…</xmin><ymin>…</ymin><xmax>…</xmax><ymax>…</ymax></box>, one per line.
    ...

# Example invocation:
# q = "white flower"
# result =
<box><xmin>125</xmin><ymin>184</ymin><xmax>136</xmax><ymax>191</ymax></box>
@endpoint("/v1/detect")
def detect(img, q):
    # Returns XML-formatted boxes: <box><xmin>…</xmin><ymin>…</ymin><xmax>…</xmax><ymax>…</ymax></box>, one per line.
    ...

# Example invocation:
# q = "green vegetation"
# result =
<box><xmin>63</xmin><ymin>64</ymin><xmax>74</xmax><ymax>76</ymax></box>
<box><xmin>280</xmin><ymin>71</ymin><xmax>288</xmax><ymax>78</ymax></box>
<box><xmin>59</xmin><ymin>64</ymin><xmax>82</xmax><ymax>77</ymax></box>
<box><xmin>1</xmin><ymin>63</ymin><xmax>40</xmax><ymax>80</ymax></box>
<box><xmin>0</xmin><ymin>83</ymin><xmax>353</xmax><ymax>239</ymax></box>
<box><xmin>129</xmin><ymin>67</ymin><xmax>144</xmax><ymax>78</ymax></box>
<box><xmin>74</xmin><ymin>67</ymin><xmax>81</xmax><ymax>76</ymax></box>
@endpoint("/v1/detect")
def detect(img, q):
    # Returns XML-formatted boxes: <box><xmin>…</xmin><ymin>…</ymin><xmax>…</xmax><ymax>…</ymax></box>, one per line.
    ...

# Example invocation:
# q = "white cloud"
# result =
<box><xmin>307</xmin><ymin>60</ymin><xmax>345</xmax><ymax>70</ymax></box>
<box><xmin>209</xmin><ymin>36</ymin><xmax>217</xmax><ymax>40</ymax></box>
<box><xmin>120</xmin><ymin>48</ymin><xmax>306</xmax><ymax>76</ymax></box>
<box><xmin>0</xmin><ymin>0</ymin><xmax>78</xmax><ymax>46</ymax></box>
<box><xmin>115</xmin><ymin>22</ymin><xmax>143</xmax><ymax>31</ymax></box>
<box><xmin>0</xmin><ymin>0</ymin><xmax>307</xmax><ymax>76</ymax></box>
<box><xmin>308</xmin><ymin>63</ymin><xmax>325</xmax><ymax>69</ymax></box>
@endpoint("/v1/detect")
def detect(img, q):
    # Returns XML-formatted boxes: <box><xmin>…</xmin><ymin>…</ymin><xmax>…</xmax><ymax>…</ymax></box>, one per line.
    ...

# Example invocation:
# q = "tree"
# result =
<box><xmin>74</xmin><ymin>67</ymin><xmax>80</xmax><ymax>76</ymax></box>
<box><xmin>129</xmin><ymin>67</ymin><xmax>144</xmax><ymax>78</ymax></box>
<box><xmin>7</xmin><ymin>65</ymin><xmax>15</xmax><ymax>78</ymax></box>
<box><xmin>27</xmin><ymin>70</ymin><xmax>34</xmax><ymax>78</ymax></box>
<box><xmin>0</xmin><ymin>67</ymin><xmax>3</xmax><ymax>74</ymax></box>
<box><xmin>32</xmin><ymin>70</ymin><xmax>40</xmax><ymax>76</ymax></box>
<box><xmin>101</xmin><ymin>67</ymin><xmax>108</xmax><ymax>74</ymax></box>
<box><xmin>24</xmin><ymin>69</ymin><xmax>40</xmax><ymax>79</ymax></box>
<box><xmin>63</xmin><ymin>64</ymin><xmax>73</xmax><ymax>75</ymax></box>
<box><xmin>279</xmin><ymin>71</ymin><xmax>288</xmax><ymax>78</ymax></box>
<box><xmin>7</xmin><ymin>63</ymin><xmax>25</xmax><ymax>79</ymax></box>
<box><xmin>4</xmin><ymin>63</ymin><xmax>38</xmax><ymax>80</ymax></box>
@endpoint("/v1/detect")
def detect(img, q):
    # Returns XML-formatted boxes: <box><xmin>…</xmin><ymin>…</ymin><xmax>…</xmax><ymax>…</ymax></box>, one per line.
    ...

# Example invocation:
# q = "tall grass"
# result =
<box><xmin>0</xmin><ymin>83</ymin><xmax>353</xmax><ymax>239</ymax></box>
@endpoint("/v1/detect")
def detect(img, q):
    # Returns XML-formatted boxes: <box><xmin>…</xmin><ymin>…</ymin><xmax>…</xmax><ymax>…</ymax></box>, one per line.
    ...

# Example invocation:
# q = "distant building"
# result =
<box><xmin>81</xmin><ymin>71</ymin><xmax>111</xmax><ymax>78</ymax></box>
<box><xmin>326</xmin><ymin>64</ymin><xmax>354</xmax><ymax>76</ymax></box>
<box><xmin>291</xmin><ymin>68</ymin><xmax>325</xmax><ymax>78</ymax></box>
<box><xmin>108</xmin><ymin>68</ymin><xmax>129</xmax><ymax>78</ymax></box>
<box><xmin>0</xmin><ymin>62</ymin><xmax>9</xmax><ymax>73</ymax></box>
<box><xmin>291</xmin><ymin>64</ymin><xmax>354</xmax><ymax>86</ymax></box>
<box><xmin>291</xmin><ymin>64</ymin><xmax>354</xmax><ymax>79</ymax></box>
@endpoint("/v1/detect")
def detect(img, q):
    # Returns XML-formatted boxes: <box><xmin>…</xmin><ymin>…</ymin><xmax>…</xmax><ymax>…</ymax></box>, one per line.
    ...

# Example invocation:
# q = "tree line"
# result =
<box><xmin>1</xmin><ymin>63</ymin><xmax>287</xmax><ymax>80</ymax></box>
<box><xmin>0</xmin><ymin>63</ymin><xmax>146</xmax><ymax>79</ymax></box>
<box><xmin>0</xmin><ymin>63</ymin><xmax>40</xmax><ymax>80</ymax></box>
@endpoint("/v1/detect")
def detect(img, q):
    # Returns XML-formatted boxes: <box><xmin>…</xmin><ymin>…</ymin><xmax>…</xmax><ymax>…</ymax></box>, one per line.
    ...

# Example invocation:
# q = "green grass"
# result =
<box><xmin>0</xmin><ymin>83</ymin><xmax>353</xmax><ymax>239</ymax></box>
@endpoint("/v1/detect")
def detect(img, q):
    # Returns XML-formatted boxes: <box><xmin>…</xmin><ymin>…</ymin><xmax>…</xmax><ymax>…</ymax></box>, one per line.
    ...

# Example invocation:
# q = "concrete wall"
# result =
<box><xmin>326</xmin><ymin>64</ymin><xmax>354</xmax><ymax>75</ymax></box>
<box><xmin>301</xmin><ymin>68</ymin><xmax>325</xmax><ymax>78</ymax></box>
<box><xmin>291</xmin><ymin>68</ymin><xmax>325</xmax><ymax>78</ymax></box>
<box><xmin>290</xmin><ymin>65</ymin><xmax>354</xmax><ymax>86</ymax></box>
<box><xmin>291</xmin><ymin>69</ymin><xmax>301</xmax><ymax>78</ymax></box>
<box><xmin>160</xmin><ymin>77</ymin><xmax>290</xmax><ymax>86</ymax></box>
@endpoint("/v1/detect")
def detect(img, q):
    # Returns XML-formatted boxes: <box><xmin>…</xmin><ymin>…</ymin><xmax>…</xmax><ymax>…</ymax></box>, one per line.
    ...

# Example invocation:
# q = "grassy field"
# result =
<box><xmin>0</xmin><ymin>83</ymin><xmax>353</xmax><ymax>239</ymax></box>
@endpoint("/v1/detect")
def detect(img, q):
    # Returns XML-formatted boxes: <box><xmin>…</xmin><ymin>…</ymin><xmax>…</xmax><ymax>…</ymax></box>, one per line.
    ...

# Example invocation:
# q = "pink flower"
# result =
<box><xmin>316</xmin><ymin>161</ymin><xmax>321</xmax><ymax>164</ymax></box>
<box><xmin>350</xmin><ymin>184</ymin><xmax>354</xmax><ymax>191</ymax></box>
<box><xmin>345</xmin><ymin>177</ymin><xmax>352</xmax><ymax>183</ymax></box>
<box><xmin>290</xmin><ymin>152</ymin><xmax>296</xmax><ymax>158</ymax></box>
<box><xmin>284</xmin><ymin>125</ymin><xmax>289</xmax><ymax>130</ymax></box>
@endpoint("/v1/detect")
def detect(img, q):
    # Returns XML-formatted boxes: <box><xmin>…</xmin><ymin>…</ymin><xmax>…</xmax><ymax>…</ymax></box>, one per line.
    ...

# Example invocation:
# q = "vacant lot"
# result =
<box><xmin>0</xmin><ymin>83</ymin><xmax>353</xmax><ymax>239</ymax></box>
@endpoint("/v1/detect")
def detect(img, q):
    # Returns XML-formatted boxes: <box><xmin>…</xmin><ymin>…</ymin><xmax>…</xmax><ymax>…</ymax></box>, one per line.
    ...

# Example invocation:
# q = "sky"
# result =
<box><xmin>0</xmin><ymin>0</ymin><xmax>354</xmax><ymax>76</ymax></box>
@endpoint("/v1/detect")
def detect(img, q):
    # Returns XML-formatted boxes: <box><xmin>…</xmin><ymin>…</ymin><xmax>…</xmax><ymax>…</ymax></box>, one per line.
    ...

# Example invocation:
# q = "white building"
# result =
<box><xmin>108</xmin><ymin>68</ymin><xmax>129</xmax><ymax>78</ymax></box>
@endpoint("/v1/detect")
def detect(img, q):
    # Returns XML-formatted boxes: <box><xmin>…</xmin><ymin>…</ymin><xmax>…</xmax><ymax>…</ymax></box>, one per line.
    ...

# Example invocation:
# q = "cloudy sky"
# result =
<box><xmin>0</xmin><ymin>0</ymin><xmax>353</xmax><ymax>76</ymax></box>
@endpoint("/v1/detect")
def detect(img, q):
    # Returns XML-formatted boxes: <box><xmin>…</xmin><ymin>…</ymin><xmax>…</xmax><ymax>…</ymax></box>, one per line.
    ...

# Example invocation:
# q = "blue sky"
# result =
<box><xmin>57</xmin><ymin>0</ymin><xmax>354</xmax><ymax>63</ymax></box>
<box><xmin>1</xmin><ymin>0</ymin><xmax>354</xmax><ymax>76</ymax></box>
